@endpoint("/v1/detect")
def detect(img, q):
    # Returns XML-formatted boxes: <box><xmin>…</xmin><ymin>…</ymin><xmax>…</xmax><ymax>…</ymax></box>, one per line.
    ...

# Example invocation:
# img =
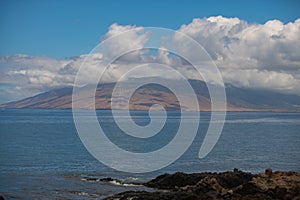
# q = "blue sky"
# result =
<box><xmin>1</xmin><ymin>0</ymin><xmax>300</xmax><ymax>58</ymax></box>
<box><xmin>1</xmin><ymin>0</ymin><xmax>300</xmax><ymax>104</ymax></box>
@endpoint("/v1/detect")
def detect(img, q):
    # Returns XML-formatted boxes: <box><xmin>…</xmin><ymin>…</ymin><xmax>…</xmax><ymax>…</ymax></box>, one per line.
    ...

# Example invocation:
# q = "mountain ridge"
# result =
<box><xmin>1</xmin><ymin>79</ymin><xmax>300</xmax><ymax>112</ymax></box>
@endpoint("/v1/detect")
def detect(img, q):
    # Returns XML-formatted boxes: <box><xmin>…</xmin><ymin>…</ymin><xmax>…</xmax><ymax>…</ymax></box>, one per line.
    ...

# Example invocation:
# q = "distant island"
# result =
<box><xmin>1</xmin><ymin>79</ymin><xmax>300</xmax><ymax>112</ymax></box>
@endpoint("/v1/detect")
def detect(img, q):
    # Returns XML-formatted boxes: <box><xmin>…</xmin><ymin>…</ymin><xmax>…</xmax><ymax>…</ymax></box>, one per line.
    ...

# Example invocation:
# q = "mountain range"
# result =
<box><xmin>1</xmin><ymin>79</ymin><xmax>300</xmax><ymax>112</ymax></box>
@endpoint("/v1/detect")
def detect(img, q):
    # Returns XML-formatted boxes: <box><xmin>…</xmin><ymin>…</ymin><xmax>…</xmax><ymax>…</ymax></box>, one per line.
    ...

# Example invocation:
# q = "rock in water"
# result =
<box><xmin>265</xmin><ymin>168</ymin><xmax>273</xmax><ymax>177</ymax></box>
<box><xmin>105</xmin><ymin>169</ymin><xmax>300</xmax><ymax>200</ymax></box>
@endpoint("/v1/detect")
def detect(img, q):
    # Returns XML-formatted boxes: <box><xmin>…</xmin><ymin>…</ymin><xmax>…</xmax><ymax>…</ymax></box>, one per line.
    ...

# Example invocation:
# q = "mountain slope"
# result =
<box><xmin>1</xmin><ymin>80</ymin><xmax>300</xmax><ymax>111</ymax></box>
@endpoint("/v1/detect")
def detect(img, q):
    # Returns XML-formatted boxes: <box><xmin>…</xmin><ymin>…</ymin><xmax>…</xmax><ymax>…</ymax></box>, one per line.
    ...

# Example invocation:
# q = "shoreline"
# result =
<box><xmin>0</xmin><ymin>169</ymin><xmax>299</xmax><ymax>199</ymax></box>
<box><xmin>2</xmin><ymin>107</ymin><xmax>300</xmax><ymax>113</ymax></box>
<box><xmin>105</xmin><ymin>168</ymin><xmax>300</xmax><ymax>200</ymax></box>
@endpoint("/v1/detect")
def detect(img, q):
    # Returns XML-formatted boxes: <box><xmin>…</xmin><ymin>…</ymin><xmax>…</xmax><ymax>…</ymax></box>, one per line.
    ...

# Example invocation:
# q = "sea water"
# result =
<box><xmin>0</xmin><ymin>109</ymin><xmax>299</xmax><ymax>199</ymax></box>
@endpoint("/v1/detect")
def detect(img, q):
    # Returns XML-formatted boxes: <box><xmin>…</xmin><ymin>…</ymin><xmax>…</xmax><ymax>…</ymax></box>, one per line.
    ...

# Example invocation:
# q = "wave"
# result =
<box><xmin>80</xmin><ymin>176</ymin><xmax>142</xmax><ymax>187</ymax></box>
<box><xmin>108</xmin><ymin>180</ymin><xmax>140</xmax><ymax>187</ymax></box>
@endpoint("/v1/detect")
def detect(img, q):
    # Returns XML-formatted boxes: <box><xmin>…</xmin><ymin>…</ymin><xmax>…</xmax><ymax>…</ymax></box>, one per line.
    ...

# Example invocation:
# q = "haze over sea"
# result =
<box><xmin>0</xmin><ymin>109</ymin><xmax>299</xmax><ymax>199</ymax></box>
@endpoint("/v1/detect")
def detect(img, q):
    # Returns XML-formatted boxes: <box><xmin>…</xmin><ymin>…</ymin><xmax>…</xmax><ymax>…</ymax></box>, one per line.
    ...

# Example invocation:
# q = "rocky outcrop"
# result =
<box><xmin>105</xmin><ymin>169</ymin><xmax>300</xmax><ymax>200</ymax></box>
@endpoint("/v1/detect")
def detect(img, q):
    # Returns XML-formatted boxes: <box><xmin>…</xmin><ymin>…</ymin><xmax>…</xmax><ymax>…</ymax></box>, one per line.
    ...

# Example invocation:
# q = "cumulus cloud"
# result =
<box><xmin>176</xmin><ymin>16</ymin><xmax>300</xmax><ymax>94</ymax></box>
<box><xmin>0</xmin><ymin>54</ymin><xmax>75</xmax><ymax>102</ymax></box>
<box><xmin>101</xmin><ymin>23</ymin><xmax>149</xmax><ymax>62</ymax></box>
<box><xmin>0</xmin><ymin>17</ymin><xmax>300</xmax><ymax>103</ymax></box>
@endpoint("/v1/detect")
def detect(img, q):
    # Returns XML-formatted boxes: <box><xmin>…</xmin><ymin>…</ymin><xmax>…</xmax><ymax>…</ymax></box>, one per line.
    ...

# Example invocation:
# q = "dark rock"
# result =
<box><xmin>265</xmin><ymin>168</ymin><xmax>273</xmax><ymax>177</ymax></box>
<box><xmin>105</xmin><ymin>169</ymin><xmax>300</xmax><ymax>200</ymax></box>
<box><xmin>273</xmin><ymin>186</ymin><xmax>287</xmax><ymax>199</ymax></box>
<box><xmin>85</xmin><ymin>177</ymin><xmax>99</xmax><ymax>182</ymax></box>
<box><xmin>104</xmin><ymin>190</ymin><xmax>200</xmax><ymax>200</ymax></box>
<box><xmin>235</xmin><ymin>182</ymin><xmax>262</xmax><ymax>195</ymax></box>
<box><xmin>100</xmin><ymin>177</ymin><xmax>114</xmax><ymax>182</ymax></box>
<box><xmin>144</xmin><ymin>171</ymin><xmax>254</xmax><ymax>190</ymax></box>
<box><xmin>144</xmin><ymin>172</ymin><xmax>209</xmax><ymax>189</ymax></box>
<box><xmin>215</xmin><ymin>171</ymin><xmax>255</xmax><ymax>189</ymax></box>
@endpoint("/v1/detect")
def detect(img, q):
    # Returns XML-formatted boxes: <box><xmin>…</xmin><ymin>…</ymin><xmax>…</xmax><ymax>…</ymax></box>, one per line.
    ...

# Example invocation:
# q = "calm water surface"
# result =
<box><xmin>0</xmin><ymin>109</ymin><xmax>299</xmax><ymax>199</ymax></box>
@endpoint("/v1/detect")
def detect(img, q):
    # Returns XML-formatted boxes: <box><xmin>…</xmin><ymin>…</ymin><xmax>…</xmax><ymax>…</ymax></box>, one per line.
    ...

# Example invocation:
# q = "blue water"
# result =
<box><xmin>0</xmin><ymin>109</ymin><xmax>299</xmax><ymax>199</ymax></box>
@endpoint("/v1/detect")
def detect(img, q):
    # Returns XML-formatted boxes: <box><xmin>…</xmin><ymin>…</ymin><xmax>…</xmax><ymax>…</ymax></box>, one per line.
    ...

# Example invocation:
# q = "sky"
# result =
<box><xmin>0</xmin><ymin>0</ymin><xmax>300</xmax><ymax>104</ymax></box>
<box><xmin>1</xmin><ymin>0</ymin><xmax>300</xmax><ymax>58</ymax></box>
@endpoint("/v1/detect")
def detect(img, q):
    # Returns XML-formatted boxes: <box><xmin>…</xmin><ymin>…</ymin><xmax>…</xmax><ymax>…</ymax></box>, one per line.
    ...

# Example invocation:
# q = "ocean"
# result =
<box><xmin>0</xmin><ymin>109</ymin><xmax>299</xmax><ymax>199</ymax></box>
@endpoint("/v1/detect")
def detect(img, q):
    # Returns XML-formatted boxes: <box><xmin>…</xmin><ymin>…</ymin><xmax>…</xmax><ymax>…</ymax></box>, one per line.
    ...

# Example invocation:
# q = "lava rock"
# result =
<box><xmin>105</xmin><ymin>169</ymin><xmax>300</xmax><ymax>200</ymax></box>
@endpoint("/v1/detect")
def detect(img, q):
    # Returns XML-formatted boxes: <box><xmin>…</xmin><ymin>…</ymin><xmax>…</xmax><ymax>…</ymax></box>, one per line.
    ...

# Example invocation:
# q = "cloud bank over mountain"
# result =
<box><xmin>1</xmin><ymin>16</ymin><xmax>300</xmax><ymax>103</ymax></box>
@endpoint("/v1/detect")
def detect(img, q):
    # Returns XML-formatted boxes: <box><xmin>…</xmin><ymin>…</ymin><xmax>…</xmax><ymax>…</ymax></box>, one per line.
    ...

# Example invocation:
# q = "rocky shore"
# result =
<box><xmin>105</xmin><ymin>168</ymin><xmax>300</xmax><ymax>200</ymax></box>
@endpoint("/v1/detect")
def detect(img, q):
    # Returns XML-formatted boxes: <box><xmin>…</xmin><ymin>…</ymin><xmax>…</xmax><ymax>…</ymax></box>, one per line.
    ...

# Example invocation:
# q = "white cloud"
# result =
<box><xmin>175</xmin><ymin>16</ymin><xmax>300</xmax><ymax>94</ymax></box>
<box><xmin>222</xmin><ymin>69</ymin><xmax>299</xmax><ymax>92</ymax></box>
<box><xmin>176</xmin><ymin>16</ymin><xmax>247</xmax><ymax>60</ymax></box>
<box><xmin>101</xmin><ymin>23</ymin><xmax>148</xmax><ymax>62</ymax></box>
<box><xmin>0</xmin><ymin>17</ymin><xmax>300</xmax><ymax>103</ymax></box>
